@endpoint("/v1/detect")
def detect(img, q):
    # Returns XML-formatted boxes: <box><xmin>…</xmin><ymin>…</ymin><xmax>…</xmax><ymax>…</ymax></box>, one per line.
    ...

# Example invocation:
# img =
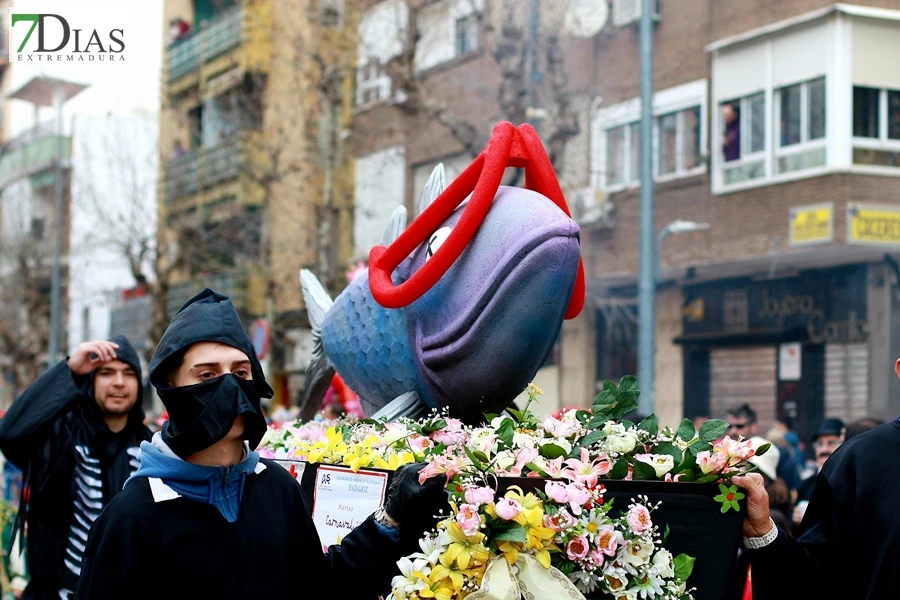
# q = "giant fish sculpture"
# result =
<box><xmin>299</xmin><ymin>121</ymin><xmax>586</xmax><ymax>423</ymax></box>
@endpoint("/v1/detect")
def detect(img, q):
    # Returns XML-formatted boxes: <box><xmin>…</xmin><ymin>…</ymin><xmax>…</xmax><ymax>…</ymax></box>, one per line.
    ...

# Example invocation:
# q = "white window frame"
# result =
<box><xmin>774</xmin><ymin>78</ymin><xmax>828</xmax><ymax>175</ymax></box>
<box><xmin>851</xmin><ymin>87</ymin><xmax>900</xmax><ymax>151</ymax></box>
<box><xmin>591</xmin><ymin>79</ymin><xmax>708</xmax><ymax>193</ymax></box>
<box><xmin>656</xmin><ymin>105</ymin><xmax>707</xmax><ymax>183</ymax></box>
<box><xmin>453</xmin><ymin>11</ymin><xmax>479</xmax><ymax>58</ymax></box>
<box><xmin>355</xmin><ymin>60</ymin><xmax>391</xmax><ymax>108</ymax></box>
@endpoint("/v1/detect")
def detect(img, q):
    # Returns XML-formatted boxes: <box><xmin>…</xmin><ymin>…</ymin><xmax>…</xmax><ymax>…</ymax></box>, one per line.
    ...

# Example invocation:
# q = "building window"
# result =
<box><xmin>605</xmin><ymin>122</ymin><xmax>641</xmax><ymax>188</ymax></box>
<box><xmin>454</xmin><ymin>13</ymin><xmax>479</xmax><ymax>57</ymax></box>
<box><xmin>320</xmin><ymin>0</ymin><xmax>343</xmax><ymax>27</ymax></box>
<box><xmin>658</xmin><ymin>106</ymin><xmax>702</xmax><ymax>178</ymax></box>
<box><xmin>719</xmin><ymin>93</ymin><xmax>766</xmax><ymax>185</ymax></box>
<box><xmin>775</xmin><ymin>78</ymin><xmax>827</xmax><ymax>174</ymax></box>
<box><xmin>356</xmin><ymin>61</ymin><xmax>389</xmax><ymax>107</ymax></box>
<box><xmin>852</xmin><ymin>86</ymin><xmax>900</xmax><ymax>167</ymax></box>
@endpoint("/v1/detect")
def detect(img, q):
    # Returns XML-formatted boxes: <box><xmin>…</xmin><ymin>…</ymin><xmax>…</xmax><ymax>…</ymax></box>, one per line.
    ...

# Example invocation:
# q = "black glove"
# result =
<box><xmin>384</xmin><ymin>463</ymin><xmax>449</xmax><ymax>536</ymax></box>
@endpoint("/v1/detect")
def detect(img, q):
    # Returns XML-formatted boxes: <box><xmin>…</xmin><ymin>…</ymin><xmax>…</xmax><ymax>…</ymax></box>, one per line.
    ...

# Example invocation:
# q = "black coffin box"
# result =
<box><xmin>500</xmin><ymin>477</ymin><xmax>745</xmax><ymax>600</ymax></box>
<box><xmin>287</xmin><ymin>463</ymin><xmax>743</xmax><ymax>600</ymax></box>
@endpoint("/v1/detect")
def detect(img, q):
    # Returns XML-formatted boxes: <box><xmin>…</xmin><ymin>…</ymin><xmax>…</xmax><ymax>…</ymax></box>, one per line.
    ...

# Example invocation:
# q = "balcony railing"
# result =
<box><xmin>165</xmin><ymin>136</ymin><xmax>243</xmax><ymax>203</ymax></box>
<box><xmin>0</xmin><ymin>130</ymin><xmax>72</xmax><ymax>187</ymax></box>
<box><xmin>167</xmin><ymin>6</ymin><xmax>243</xmax><ymax>81</ymax></box>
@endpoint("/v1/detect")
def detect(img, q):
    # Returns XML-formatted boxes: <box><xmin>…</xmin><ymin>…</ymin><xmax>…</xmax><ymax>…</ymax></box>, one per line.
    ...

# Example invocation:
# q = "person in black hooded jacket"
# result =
<box><xmin>74</xmin><ymin>289</ymin><xmax>450</xmax><ymax>600</ymax></box>
<box><xmin>0</xmin><ymin>336</ymin><xmax>151</xmax><ymax>600</ymax></box>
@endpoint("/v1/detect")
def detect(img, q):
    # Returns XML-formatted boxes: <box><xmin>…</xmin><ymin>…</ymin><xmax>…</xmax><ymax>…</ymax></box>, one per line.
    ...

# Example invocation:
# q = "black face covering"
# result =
<box><xmin>158</xmin><ymin>374</ymin><xmax>268</xmax><ymax>459</ymax></box>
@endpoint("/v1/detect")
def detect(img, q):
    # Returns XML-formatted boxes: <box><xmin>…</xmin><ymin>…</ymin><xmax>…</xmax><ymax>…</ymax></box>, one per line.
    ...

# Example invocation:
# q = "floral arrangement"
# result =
<box><xmin>260</xmin><ymin>377</ymin><xmax>767</xmax><ymax>598</ymax></box>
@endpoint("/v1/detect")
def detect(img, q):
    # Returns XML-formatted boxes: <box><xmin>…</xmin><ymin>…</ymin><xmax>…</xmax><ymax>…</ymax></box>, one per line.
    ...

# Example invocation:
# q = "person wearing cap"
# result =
<box><xmin>0</xmin><ymin>337</ymin><xmax>150</xmax><ymax>600</ymax></box>
<box><xmin>733</xmin><ymin>364</ymin><xmax>900</xmax><ymax>599</ymax></box>
<box><xmin>792</xmin><ymin>417</ymin><xmax>844</xmax><ymax>536</ymax></box>
<box><xmin>73</xmin><ymin>289</ymin><xmax>449</xmax><ymax>600</ymax></box>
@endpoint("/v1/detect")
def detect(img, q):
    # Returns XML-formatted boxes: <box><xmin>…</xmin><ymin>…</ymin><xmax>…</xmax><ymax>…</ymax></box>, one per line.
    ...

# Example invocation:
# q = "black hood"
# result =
<box><xmin>86</xmin><ymin>334</ymin><xmax>145</xmax><ymax>423</ymax></box>
<box><xmin>148</xmin><ymin>288</ymin><xmax>273</xmax><ymax>398</ymax></box>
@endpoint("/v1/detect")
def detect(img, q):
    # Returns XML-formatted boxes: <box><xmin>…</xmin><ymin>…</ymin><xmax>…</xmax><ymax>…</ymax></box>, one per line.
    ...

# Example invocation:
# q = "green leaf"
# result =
<box><xmin>611</xmin><ymin>393</ymin><xmax>639</xmax><ymax>420</ymax></box>
<box><xmin>610</xmin><ymin>457</ymin><xmax>629</xmax><ymax>479</ymax></box>
<box><xmin>496</xmin><ymin>419</ymin><xmax>515</xmax><ymax>448</ymax></box>
<box><xmin>556</xmin><ymin>560</ymin><xmax>576</xmax><ymax>575</ymax></box>
<box><xmin>688</xmin><ymin>441</ymin><xmax>712</xmax><ymax>456</ymax></box>
<box><xmin>618</xmin><ymin>375</ymin><xmax>640</xmax><ymax>396</ymax></box>
<box><xmin>638</xmin><ymin>415</ymin><xmax>659</xmax><ymax>437</ymax></box>
<box><xmin>588</xmin><ymin>414</ymin><xmax>610</xmax><ymax>430</ymax></box>
<box><xmin>483</xmin><ymin>413</ymin><xmax>499</xmax><ymax>423</ymax></box>
<box><xmin>463</xmin><ymin>446</ymin><xmax>487</xmax><ymax>471</ymax></box>
<box><xmin>431</xmin><ymin>442</ymin><xmax>447</xmax><ymax>455</ymax></box>
<box><xmin>575</xmin><ymin>410</ymin><xmax>592</xmax><ymax>424</ymax></box>
<box><xmin>652</xmin><ymin>441</ymin><xmax>683</xmax><ymax>465</ymax></box>
<box><xmin>507</xmin><ymin>408</ymin><xmax>524</xmax><ymax>423</ymax></box>
<box><xmin>578</xmin><ymin>430</ymin><xmax>606</xmax><ymax>448</ymax></box>
<box><xmin>493</xmin><ymin>523</ymin><xmax>527</xmax><ymax>543</ymax></box>
<box><xmin>540</xmin><ymin>444</ymin><xmax>569</xmax><ymax>460</ymax></box>
<box><xmin>676</xmin><ymin>418</ymin><xmax>695</xmax><ymax>442</ymax></box>
<box><xmin>632</xmin><ymin>459</ymin><xmax>657</xmax><ymax>481</ymax></box>
<box><xmin>422</xmin><ymin>419</ymin><xmax>448</xmax><ymax>434</ymax></box>
<box><xmin>674</xmin><ymin>554</ymin><xmax>696</xmax><ymax>582</ymax></box>
<box><xmin>673</xmin><ymin>450</ymin><xmax>696</xmax><ymax>474</ymax></box>
<box><xmin>699</xmin><ymin>419</ymin><xmax>728</xmax><ymax>443</ymax></box>
<box><xmin>663</xmin><ymin>524</ymin><xmax>670</xmax><ymax>543</ymax></box>
<box><xmin>754</xmin><ymin>442</ymin><xmax>772</xmax><ymax>457</ymax></box>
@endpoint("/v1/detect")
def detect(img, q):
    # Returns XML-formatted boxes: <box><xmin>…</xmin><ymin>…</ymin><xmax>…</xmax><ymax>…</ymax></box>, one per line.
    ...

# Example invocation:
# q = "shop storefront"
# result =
<box><xmin>677</xmin><ymin>264</ymin><xmax>869</xmax><ymax>442</ymax></box>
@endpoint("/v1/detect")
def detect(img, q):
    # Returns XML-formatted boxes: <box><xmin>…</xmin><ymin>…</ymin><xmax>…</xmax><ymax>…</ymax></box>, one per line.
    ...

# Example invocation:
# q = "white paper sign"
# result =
<box><xmin>779</xmin><ymin>343</ymin><xmax>802</xmax><ymax>381</ymax></box>
<box><xmin>274</xmin><ymin>460</ymin><xmax>306</xmax><ymax>483</ymax></box>
<box><xmin>312</xmin><ymin>465</ymin><xmax>389</xmax><ymax>550</ymax></box>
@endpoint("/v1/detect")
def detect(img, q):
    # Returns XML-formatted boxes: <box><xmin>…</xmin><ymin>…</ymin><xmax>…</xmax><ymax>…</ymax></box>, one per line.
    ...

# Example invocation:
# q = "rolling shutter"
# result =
<box><xmin>824</xmin><ymin>343</ymin><xmax>869</xmax><ymax>424</ymax></box>
<box><xmin>710</xmin><ymin>346</ymin><xmax>777</xmax><ymax>434</ymax></box>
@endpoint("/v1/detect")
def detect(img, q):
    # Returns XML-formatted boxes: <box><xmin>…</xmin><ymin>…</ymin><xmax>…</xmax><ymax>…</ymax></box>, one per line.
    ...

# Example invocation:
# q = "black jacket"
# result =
<box><xmin>74</xmin><ymin>458</ymin><xmax>411</xmax><ymax>599</ymax></box>
<box><xmin>0</xmin><ymin>337</ymin><xmax>151</xmax><ymax>600</ymax></box>
<box><xmin>746</xmin><ymin>420</ymin><xmax>900</xmax><ymax>600</ymax></box>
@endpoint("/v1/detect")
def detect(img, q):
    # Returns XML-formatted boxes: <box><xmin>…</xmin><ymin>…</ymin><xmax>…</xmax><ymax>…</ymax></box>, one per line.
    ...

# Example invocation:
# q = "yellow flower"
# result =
<box><xmin>527</xmin><ymin>383</ymin><xmax>544</xmax><ymax>396</ymax></box>
<box><xmin>443</xmin><ymin>522</ymin><xmax>491</xmax><ymax>570</ymax></box>
<box><xmin>504</xmin><ymin>486</ymin><xmax>542</xmax><ymax>511</ymax></box>
<box><xmin>498</xmin><ymin>541</ymin><xmax>519</xmax><ymax>565</ymax></box>
<box><xmin>431</xmin><ymin>553</ymin><xmax>466</xmax><ymax>592</ymax></box>
<box><xmin>412</xmin><ymin>569</ymin><xmax>455</xmax><ymax>600</ymax></box>
<box><xmin>374</xmin><ymin>450</ymin><xmax>417</xmax><ymax>471</ymax></box>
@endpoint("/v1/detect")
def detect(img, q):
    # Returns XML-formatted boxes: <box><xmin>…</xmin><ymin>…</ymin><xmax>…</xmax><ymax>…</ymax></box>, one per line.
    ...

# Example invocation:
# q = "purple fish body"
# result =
<box><xmin>301</xmin><ymin>183</ymin><xmax>580</xmax><ymax>422</ymax></box>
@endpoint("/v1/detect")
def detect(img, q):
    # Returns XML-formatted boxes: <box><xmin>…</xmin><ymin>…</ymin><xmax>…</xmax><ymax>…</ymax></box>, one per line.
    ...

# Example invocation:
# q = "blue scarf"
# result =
<box><xmin>125</xmin><ymin>434</ymin><xmax>260</xmax><ymax>523</ymax></box>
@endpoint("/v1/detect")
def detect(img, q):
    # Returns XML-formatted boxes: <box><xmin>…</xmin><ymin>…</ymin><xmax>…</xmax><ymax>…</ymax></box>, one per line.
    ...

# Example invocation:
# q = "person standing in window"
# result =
<box><xmin>722</xmin><ymin>103</ymin><xmax>741</xmax><ymax>162</ymax></box>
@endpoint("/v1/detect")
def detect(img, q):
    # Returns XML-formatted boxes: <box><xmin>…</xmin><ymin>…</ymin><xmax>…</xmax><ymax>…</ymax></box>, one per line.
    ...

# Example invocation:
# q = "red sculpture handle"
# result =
<box><xmin>368</xmin><ymin>121</ymin><xmax>586</xmax><ymax>319</ymax></box>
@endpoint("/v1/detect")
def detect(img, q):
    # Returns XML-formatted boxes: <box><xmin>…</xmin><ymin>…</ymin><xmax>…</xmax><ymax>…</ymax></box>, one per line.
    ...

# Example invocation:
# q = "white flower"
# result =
<box><xmin>384</xmin><ymin>425</ymin><xmax>411</xmax><ymax>446</ymax></box>
<box><xmin>602</xmin><ymin>422</ymin><xmax>626</xmax><ymax>436</ymax></box>
<box><xmin>542</xmin><ymin>416</ymin><xmax>582</xmax><ymax>438</ymax></box>
<box><xmin>391</xmin><ymin>556</ymin><xmax>429</xmax><ymax>595</ymax></box>
<box><xmin>491</xmin><ymin>415</ymin><xmax>514</xmax><ymax>429</ymax></box>
<box><xmin>513</xmin><ymin>431</ymin><xmax>540</xmax><ymax>448</ymax></box>
<box><xmin>605</xmin><ymin>431</ymin><xmax>638</xmax><ymax>454</ymax></box>
<box><xmin>495</xmin><ymin>451</ymin><xmax>516</xmax><ymax>471</ymax></box>
<box><xmin>469</xmin><ymin>428</ymin><xmax>498</xmax><ymax>456</ymax></box>
<box><xmin>622</xmin><ymin>540</ymin><xmax>653</xmax><ymax>573</ymax></box>
<box><xmin>568</xmin><ymin>570</ymin><xmax>600</xmax><ymax>594</ymax></box>
<box><xmin>634</xmin><ymin>570</ymin><xmax>665</xmax><ymax>598</ymax></box>
<box><xmin>636</xmin><ymin>454</ymin><xmax>675</xmax><ymax>478</ymax></box>
<box><xmin>412</xmin><ymin>535</ymin><xmax>445</xmax><ymax>564</ymax></box>
<box><xmin>652</xmin><ymin>549</ymin><xmax>674</xmax><ymax>579</ymax></box>
<box><xmin>600</xmin><ymin>565</ymin><xmax>630</xmax><ymax>593</ymax></box>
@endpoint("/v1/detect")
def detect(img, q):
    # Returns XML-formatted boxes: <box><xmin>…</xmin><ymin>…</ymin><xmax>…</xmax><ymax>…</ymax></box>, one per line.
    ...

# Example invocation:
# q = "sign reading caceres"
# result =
<box><xmin>848</xmin><ymin>204</ymin><xmax>900</xmax><ymax>247</ymax></box>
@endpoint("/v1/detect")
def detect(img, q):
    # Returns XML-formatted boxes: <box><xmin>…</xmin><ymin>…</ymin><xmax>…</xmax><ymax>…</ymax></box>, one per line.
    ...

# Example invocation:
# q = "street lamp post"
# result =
<box><xmin>655</xmin><ymin>220</ymin><xmax>711</xmax><ymax>280</ymax></box>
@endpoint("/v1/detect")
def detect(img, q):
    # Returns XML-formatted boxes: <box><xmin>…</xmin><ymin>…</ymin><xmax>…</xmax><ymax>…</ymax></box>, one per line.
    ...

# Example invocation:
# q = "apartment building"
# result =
<box><xmin>352</xmin><ymin>0</ymin><xmax>900</xmax><ymax>438</ymax></box>
<box><xmin>160</xmin><ymin>0</ymin><xmax>357</xmax><ymax>405</ymax></box>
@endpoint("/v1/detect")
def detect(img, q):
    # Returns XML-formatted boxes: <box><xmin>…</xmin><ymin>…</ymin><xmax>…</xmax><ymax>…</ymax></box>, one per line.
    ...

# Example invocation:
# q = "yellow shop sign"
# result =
<box><xmin>789</xmin><ymin>204</ymin><xmax>832</xmax><ymax>247</ymax></box>
<box><xmin>848</xmin><ymin>204</ymin><xmax>900</xmax><ymax>247</ymax></box>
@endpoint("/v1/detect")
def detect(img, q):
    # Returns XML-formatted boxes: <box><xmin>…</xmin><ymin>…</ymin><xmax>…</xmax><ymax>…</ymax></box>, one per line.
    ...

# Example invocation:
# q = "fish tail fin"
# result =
<box><xmin>298</xmin><ymin>269</ymin><xmax>336</xmax><ymax>421</ymax></box>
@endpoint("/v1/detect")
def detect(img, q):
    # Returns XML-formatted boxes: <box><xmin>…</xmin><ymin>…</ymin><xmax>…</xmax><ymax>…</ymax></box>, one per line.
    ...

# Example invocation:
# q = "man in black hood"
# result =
<box><xmin>74</xmin><ymin>289</ymin><xmax>449</xmax><ymax>600</ymax></box>
<box><xmin>0</xmin><ymin>335</ymin><xmax>151</xmax><ymax>599</ymax></box>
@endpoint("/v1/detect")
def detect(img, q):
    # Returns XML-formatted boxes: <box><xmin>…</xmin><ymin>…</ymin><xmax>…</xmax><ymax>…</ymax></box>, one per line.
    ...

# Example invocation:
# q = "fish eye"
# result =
<box><xmin>426</xmin><ymin>227</ymin><xmax>452</xmax><ymax>261</ymax></box>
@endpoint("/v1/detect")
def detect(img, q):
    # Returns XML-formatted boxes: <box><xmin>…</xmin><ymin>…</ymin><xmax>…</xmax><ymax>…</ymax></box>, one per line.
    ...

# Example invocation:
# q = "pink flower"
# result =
<box><xmin>696</xmin><ymin>450</ymin><xmax>727</xmax><ymax>475</ymax></box>
<box><xmin>542</xmin><ymin>456</ymin><xmax>565</xmax><ymax>477</ymax></box>
<box><xmin>495</xmin><ymin>498</ymin><xmax>523</xmax><ymax>520</ymax></box>
<box><xmin>417</xmin><ymin>455</ymin><xmax>466</xmax><ymax>484</ymax></box>
<box><xmin>506</xmin><ymin>447</ymin><xmax>539</xmax><ymax>477</ymax></box>
<box><xmin>565</xmin><ymin>482</ymin><xmax>591</xmax><ymax>515</ymax></box>
<box><xmin>430</xmin><ymin>418</ymin><xmax>468</xmax><ymax>446</ymax></box>
<box><xmin>542</xmin><ymin>416</ymin><xmax>581</xmax><ymax>438</ymax></box>
<box><xmin>562</xmin><ymin>448</ymin><xmax>611</xmax><ymax>488</ymax></box>
<box><xmin>543</xmin><ymin>509</ymin><xmax>576</xmax><ymax>531</ymax></box>
<box><xmin>566</xmin><ymin>535</ymin><xmax>590</xmax><ymax>560</ymax></box>
<box><xmin>588</xmin><ymin>548</ymin><xmax>606</xmax><ymax>567</ymax></box>
<box><xmin>595</xmin><ymin>525</ymin><xmax>624</xmax><ymax>556</ymax></box>
<box><xmin>464</xmin><ymin>486</ymin><xmax>495</xmax><ymax>507</ymax></box>
<box><xmin>664</xmin><ymin>472</ymin><xmax>683</xmax><ymax>482</ymax></box>
<box><xmin>408</xmin><ymin>434</ymin><xmax>434</xmax><ymax>453</ymax></box>
<box><xmin>456</xmin><ymin>503</ymin><xmax>481</xmax><ymax>536</ymax></box>
<box><xmin>627</xmin><ymin>504</ymin><xmax>653</xmax><ymax>534</ymax></box>
<box><xmin>544</xmin><ymin>481</ymin><xmax>569</xmax><ymax>503</ymax></box>
<box><xmin>258</xmin><ymin>448</ymin><xmax>275</xmax><ymax>459</ymax></box>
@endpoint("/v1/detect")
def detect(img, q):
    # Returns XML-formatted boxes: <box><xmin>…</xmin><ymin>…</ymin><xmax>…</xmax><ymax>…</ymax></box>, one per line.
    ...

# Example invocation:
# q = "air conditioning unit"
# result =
<box><xmin>570</xmin><ymin>187</ymin><xmax>614</xmax><ymax>229</ymax></box>
<box><xmin>613</xmin><ymin>0</ymin><xmax>661</xmax><ymax>28</ymax></box>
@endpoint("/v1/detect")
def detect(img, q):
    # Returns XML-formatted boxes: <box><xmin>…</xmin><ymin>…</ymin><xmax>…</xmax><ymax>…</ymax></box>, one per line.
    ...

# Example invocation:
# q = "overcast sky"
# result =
<box><xmin>8</xmin><ymin>0</ymin><xmax>164</xmax><ymax>136</ymax></box>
